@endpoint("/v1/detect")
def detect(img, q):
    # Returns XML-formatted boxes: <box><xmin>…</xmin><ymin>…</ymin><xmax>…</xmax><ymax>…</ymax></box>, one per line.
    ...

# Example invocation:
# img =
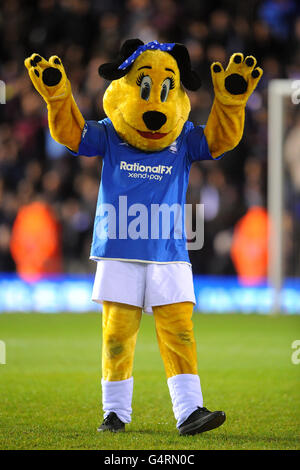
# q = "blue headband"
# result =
<box><xmin>118</xmin><ymin>40</ymin><xmax>175</xmax><ymax>70</ymax></box>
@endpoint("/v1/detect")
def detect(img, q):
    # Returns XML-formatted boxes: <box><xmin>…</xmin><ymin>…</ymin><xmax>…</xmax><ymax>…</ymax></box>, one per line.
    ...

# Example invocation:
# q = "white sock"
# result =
<box><xmin>167</xmin><ymin>374</ymin><xmax>203</xmax><ymax>428</ymax></box>
<box><xmin>101</xmin><ymin>376</ymin><xmax>133</xmax><ymax>424</ymax></box>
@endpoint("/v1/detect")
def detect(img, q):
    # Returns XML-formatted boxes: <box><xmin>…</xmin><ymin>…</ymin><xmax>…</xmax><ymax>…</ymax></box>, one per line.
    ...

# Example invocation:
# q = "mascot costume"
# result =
<box><xmin>25</xmin><ymin>39</ymin><xmax>262</xmax><ymax>435</ymax></box>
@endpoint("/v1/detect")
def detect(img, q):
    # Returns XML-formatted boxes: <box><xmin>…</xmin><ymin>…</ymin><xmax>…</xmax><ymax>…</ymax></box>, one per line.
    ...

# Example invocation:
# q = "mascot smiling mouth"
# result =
<box><xmin>137</xmin><ymin>130</ymin><xmax>168</xmax><ymax>139</ymax></box>
<box><xmin>135</xmin><ymin>115</ymin><xmax>185</xmax><ymax>141</ymax></box>
<box><xmin>119</xmin><ymin>113</ymin><xmax>171</xmax><ymax>142</ymax></box>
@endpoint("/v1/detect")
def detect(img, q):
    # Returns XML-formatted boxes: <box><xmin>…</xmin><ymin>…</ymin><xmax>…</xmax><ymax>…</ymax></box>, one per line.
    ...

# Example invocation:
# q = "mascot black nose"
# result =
<box><xmin>143</xmin><ymin>111</ymin><xmax>167</xmax><ymax>131</ymax></box>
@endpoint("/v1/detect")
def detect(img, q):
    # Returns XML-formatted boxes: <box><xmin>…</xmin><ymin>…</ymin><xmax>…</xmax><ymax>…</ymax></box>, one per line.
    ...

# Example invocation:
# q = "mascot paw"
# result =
<box><xmin>211</xmin><ymin>53</ymin><xmax>263</xmax><ymax>106</ymax></box>
<box><xmin>24</xmin><ymin>54</ymin><xmax>70</xmax><ymax>102</ymax></box>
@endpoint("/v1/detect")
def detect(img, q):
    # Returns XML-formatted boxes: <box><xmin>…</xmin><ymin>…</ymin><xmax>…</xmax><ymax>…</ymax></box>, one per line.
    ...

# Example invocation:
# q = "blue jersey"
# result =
<box><xmin>69</xmin><ymin>118</ymin><xmax>222</xmax><ymax>264</ymax></box>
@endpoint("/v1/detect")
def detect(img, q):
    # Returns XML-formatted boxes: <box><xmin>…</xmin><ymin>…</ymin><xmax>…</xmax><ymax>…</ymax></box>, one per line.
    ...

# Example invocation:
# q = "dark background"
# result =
<box><xmin>0</xmin><ymin>0</ymin><xmax>299</xmax><ymax>276</ymax></box>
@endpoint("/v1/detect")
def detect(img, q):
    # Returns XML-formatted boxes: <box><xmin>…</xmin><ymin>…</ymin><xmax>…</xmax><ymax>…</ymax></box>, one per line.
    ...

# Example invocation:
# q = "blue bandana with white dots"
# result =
<box><xmin>118</xmin><ymin>40</ymin><xmax>175</xmax><ymax>70</ymax></box>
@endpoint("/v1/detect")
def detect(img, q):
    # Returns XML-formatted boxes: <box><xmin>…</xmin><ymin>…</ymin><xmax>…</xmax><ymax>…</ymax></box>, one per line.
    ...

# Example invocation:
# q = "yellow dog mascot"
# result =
<box><xmin>25</xmin><ymin>39</ymin><xmax>262</xmax><ymax>435</ymax></box>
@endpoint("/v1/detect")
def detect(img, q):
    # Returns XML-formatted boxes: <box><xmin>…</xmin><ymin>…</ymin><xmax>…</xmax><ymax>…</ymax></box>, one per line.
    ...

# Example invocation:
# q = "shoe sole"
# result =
<box><xmin>97</xmin><ymin>427</ymin><xmax>125</xmax><ymax>433</ymax></box>
<box><xmin>179</xmin><ymin>411</ymin><xmax>226</xmax><ymax>436</ymax></box>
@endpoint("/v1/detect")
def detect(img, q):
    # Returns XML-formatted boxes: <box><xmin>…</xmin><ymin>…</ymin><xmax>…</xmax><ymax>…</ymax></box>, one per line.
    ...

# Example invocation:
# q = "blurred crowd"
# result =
<box><xmin>0</xmin><ymin>0</ymin><xmax>300</xmax><ymax>277</ymax></box>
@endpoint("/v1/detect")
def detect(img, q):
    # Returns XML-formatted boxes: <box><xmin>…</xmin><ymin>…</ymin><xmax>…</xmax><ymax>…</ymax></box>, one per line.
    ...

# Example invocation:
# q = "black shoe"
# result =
<box><xmin>179</xmin><ymin>407</ymin><xmax>226</xmax><ymax>436</ymax></box>
<box><xmin>97</xmin><ymin>412</ymin><xmax>125</xmax><ymax>433</ymax></box>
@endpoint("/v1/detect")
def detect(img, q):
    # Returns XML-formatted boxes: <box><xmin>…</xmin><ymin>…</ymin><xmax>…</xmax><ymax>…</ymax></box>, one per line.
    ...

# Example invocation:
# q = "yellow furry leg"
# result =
<box><xmin>102</xmin><ymin>301</ymin><xmax>142</xmax><ymax>381</ymax></box>
<box><xmin>153</xmin><ymin>302</ymin><xmax>198</xmax><ymax>379</ymax></box>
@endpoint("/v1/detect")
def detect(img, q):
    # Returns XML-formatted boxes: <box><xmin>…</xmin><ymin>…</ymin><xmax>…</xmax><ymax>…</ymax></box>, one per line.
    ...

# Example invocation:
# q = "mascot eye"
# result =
<box><xmin>160</xmin><ymin>78</ymin><xmax>174</xmax><ymax>102</ymax></box>
<box><xmin>137</xmin><ymin>74</ymin><xmax>152</xmax><ymax>101</ymax></box>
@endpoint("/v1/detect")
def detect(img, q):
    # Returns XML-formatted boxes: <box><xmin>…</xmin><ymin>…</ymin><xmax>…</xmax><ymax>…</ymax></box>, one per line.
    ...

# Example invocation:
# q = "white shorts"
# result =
<box><xmin>92</xmin><ymin>260</ymin><xmax>196</xmax><ymax>314</ymax></box>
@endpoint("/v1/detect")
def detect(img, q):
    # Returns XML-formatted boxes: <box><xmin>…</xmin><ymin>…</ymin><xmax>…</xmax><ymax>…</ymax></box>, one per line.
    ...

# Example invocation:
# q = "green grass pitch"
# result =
<box><xmin>0</xmin><ymin>312</ymin><xmax>299</xmax><ymax>450</ymax></box>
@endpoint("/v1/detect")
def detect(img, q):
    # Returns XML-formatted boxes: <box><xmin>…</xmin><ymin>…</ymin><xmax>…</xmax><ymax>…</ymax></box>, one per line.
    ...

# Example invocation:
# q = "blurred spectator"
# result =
<box><xmin>258</xmin><ymin>0</ymin><xmax>297</xmax><ymax>40</ymax></box>
<box><xmin>283</xmin><ymin>108</ymin><xmax>300</xmax><ymax>278</ymax></box>
<box><xmin>284</xmin><ymin>111</ymin><xmax>300</xmax><ymax>193</ymax></box>
<box><xmin>231</xmin><ymin>206</ymin><xmax>269</xmax><ymax>286</ymax></box>
<box><xmin>10</xmin><ymin>200</ymin><xmax>62</xmax><ymax>281</ymax></box>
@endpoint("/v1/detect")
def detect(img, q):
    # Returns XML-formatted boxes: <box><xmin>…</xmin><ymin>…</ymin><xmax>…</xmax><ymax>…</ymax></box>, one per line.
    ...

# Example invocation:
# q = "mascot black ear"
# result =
<box><xmin>98</xmin><ymin>39</ymin><xmax>201</xmax><ymax>90</ymax></box>
<box><xmin>98</xmin><ymin>38</ymin><xmax>144</xmax><ymax>80</ymax></box>
<box><xmin>169</xmin><ymin>44</ymin><xmax>201</xmax><ymax>91</ymax></box>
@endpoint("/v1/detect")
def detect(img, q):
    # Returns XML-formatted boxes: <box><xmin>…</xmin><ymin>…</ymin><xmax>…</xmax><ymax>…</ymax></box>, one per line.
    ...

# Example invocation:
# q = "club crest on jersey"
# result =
<box><xmin>169</xmin><ymin>141</ymin><xmax>177</xmax><ymax>153</ymax></box>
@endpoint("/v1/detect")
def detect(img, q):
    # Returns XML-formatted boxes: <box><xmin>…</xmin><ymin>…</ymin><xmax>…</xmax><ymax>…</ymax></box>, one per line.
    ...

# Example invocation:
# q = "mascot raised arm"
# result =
<box><xmin>25</xmin><ymin>39</ymin><xmax>262</xmax><ymax>435</ymax></box>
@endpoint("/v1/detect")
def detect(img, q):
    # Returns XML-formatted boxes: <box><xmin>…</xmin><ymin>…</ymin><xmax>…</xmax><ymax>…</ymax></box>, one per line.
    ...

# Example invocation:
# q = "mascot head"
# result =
<box><xmin>98</xmin><ymin>39</ymin><xmax>201</xmax><ymax>152</ymax></box>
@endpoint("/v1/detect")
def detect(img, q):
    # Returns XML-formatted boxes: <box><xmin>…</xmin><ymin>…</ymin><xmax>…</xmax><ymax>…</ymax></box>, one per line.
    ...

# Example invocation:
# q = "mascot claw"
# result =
<box><xmin>211</xmin><ymin>52</ymin><xmax>263</xmax><ymax>106</ymax></box>
<box><xmin>24</xmin><ymin>54</ymin><xmax>69</xmax><ymax>102</ymax></box>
